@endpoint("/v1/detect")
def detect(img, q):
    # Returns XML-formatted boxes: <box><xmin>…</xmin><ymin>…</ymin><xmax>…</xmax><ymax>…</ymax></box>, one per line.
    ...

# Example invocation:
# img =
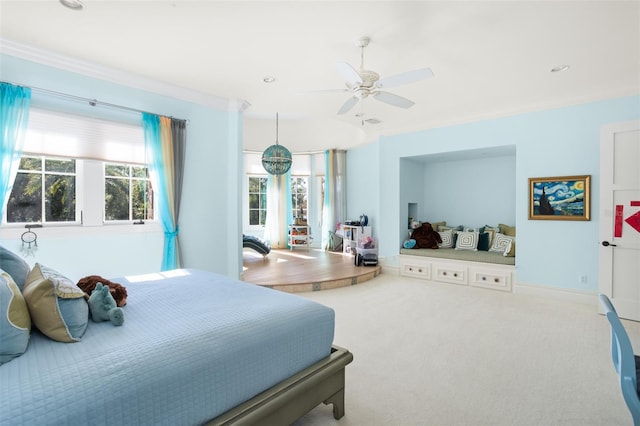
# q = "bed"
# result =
<box><xmin>0</xmin><ymin>266</ymin><xmax>352</xmax><ymax>425</ymax></box>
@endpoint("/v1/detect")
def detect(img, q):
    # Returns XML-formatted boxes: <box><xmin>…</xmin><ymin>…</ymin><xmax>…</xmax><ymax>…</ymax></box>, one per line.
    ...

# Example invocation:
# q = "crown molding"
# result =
<box><xmin>0</xmin><ymin>38</ymin><xmax>248</xmax><ymax>112</ymax></box>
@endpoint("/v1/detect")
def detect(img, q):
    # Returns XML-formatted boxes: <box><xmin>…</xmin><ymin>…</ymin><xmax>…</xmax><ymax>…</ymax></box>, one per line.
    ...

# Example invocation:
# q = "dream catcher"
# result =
<box><xmin>20</xmin><ymin>225</ymin><xmax>39</xmax><ymax>257</ymax></box>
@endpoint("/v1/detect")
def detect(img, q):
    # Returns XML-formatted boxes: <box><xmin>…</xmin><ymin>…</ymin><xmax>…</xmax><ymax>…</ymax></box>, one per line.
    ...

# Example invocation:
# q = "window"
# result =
<box><xmin>248</xmin><ymin>176</ymin><xmax>267</xmax><ymax>226</ymax></box>
<box><xmin>3</xmin><ymin>108</ymin><xmax>154</xmax><ymax>227</ymax></box>
<box><xmin>105</xmin><ymin>163</ymin><xmax>153</xmax><ymax>222</ymax></box>
<box><xmin>6</xmin><ymin>156</ymin><xmax>77</xmax><ymax>224</ymax></box>
<box><xmin>291</xmin><ymin>177</ymin><xmax>308</xmax><ymax>220</ymax></box>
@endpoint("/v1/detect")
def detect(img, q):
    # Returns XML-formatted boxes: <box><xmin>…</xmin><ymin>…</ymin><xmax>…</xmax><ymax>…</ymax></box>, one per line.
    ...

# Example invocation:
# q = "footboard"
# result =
<box><xmin>208</xmin><ymin>345</ymin><xmax>353</xmax><ymax>425</ymax></box>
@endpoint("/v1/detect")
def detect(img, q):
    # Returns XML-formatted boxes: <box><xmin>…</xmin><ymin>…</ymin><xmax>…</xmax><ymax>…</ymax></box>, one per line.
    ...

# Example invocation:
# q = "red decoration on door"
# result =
<box><xmin>626</xmin><ymin>210</ymin><xmax>640</xmax><ymax>234</ymax></box>
<box><xmin>615</xmin><ymin>205</ymin><xmax>624</xmax><ymax>237</ymax></box>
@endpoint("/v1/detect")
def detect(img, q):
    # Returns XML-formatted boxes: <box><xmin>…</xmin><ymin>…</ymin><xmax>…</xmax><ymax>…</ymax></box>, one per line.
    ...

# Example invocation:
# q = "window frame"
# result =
<box><xmin>104</xmin><ymin>162</ymin><xmax>154</xmax><ymax>223</ymax></box>
<box><xmin>247</xmin><ymin>175</ymin><xmax>268</xmax><ymax>229</ymax></box>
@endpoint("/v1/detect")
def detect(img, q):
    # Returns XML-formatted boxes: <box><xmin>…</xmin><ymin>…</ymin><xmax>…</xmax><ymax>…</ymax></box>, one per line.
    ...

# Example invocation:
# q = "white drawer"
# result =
<box><xmin>470</xmin><ymin>268</ymin><xmax>512</xmax><ymax>292</ymax></box>
<box><xmin>434</xmin><ymin>264</ymin><xmax>467</xmax><ymax>285</ymax></box>
<box><xmin>400</xmin><ymin>262</ymin><xmax>430</xmax><ymax>279</ymax></box>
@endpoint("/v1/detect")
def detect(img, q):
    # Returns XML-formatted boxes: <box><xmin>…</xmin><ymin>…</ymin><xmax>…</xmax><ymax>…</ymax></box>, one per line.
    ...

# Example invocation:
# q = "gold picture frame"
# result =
<box><xmin>528</xmin><ymin>175</ymin><xmax>591</xmax><ymax>221</ymax></box>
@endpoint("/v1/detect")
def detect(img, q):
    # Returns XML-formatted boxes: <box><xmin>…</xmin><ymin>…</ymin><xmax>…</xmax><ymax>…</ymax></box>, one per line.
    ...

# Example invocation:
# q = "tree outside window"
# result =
<box><xmin>105</xmin><ymin>163</ymin><xmax>153</xmax><ymax>221</ymax></box>
<box><xmin>249</xmin><ymin>176</ymin><xmax>267</xmax><ymax>226</ymax></box>
<box><xmin>6</xmin><ymin>156</ymin><xmax>76</xmax><ymax>223</ymax></box>
<box><xmin>291</xmin><ymin>177</ymin><xmax>308</xmax><ymax>220</ymax></box>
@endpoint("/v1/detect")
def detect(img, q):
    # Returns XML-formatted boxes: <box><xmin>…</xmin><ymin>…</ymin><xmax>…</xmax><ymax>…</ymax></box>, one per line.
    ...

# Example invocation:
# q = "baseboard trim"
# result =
<box><xmin>514</xmin><ymin>282</ymin><xmax>597</xmax><ymax>306</ymax></box>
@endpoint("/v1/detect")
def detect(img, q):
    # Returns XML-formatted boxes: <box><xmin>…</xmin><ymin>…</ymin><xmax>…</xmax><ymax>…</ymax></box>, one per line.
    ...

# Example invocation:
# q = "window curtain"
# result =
<box><xmin>142</xmin><ymin>113</ymin><xmax>187</xmax><ymax>271</ymax></box>
<box><xmin>264</xmin><ymin>171</ymin><xmax>293</xmax><ymax>249</ymax></box>
<box><xmin>0</xmin><ymin>82</ymin><xmax>31</xmax><ymax>219</ymax></box>
<box><xmin>321</xmin><ymin>149</ymin><xmax>347</xmax><ymax>250</ymax></box>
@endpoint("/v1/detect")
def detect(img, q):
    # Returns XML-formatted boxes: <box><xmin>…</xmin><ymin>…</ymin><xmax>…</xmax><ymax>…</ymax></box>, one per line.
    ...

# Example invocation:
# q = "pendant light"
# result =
<box><xmin>261</xmin><ymin>113</ymin><xmax>292</xmax><ymax>175</ymax></box>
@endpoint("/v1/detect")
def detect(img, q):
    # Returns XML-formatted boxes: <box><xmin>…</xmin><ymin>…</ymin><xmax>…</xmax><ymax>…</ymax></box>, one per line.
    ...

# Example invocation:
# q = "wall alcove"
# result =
<box><xmin>399</xmin><ymin>146</ymin><xmax>516</xmax><ymax>248</ymax></box>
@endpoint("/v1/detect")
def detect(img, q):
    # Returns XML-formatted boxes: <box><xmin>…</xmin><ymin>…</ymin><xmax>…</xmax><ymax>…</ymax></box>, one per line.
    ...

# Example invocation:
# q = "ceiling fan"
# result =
<box><xmin>323</xmin><ymin>37</ymin><xmax>434</xmax><ymax>115</ymax></box>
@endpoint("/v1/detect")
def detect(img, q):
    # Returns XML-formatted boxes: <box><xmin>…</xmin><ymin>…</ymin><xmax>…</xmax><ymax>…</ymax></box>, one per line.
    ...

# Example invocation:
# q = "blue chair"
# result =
<box><xmin>599</xmin><ymin>294</ymin><xmax>640</xmax><ymax>425</ymax></box>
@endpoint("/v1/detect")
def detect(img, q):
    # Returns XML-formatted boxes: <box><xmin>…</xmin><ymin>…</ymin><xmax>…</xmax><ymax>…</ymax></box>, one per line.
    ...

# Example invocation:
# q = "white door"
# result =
<box><xmin>599</xmin><ymin>120</ymin><xmax>640</xmax><ymax>320</ymax></box>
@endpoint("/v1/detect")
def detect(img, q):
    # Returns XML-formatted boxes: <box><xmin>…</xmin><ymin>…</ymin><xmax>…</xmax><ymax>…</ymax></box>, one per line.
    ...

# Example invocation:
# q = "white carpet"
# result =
<box><xmin>293</xmin><ymin>272</ymin><xmax>639</xmax><ymax>426</ymax></box>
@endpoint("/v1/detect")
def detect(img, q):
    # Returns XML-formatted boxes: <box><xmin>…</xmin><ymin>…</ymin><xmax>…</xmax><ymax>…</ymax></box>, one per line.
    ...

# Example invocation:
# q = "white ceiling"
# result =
<box><xmin>1</xmin><ymin>1</ymin><xmax>638</xmax><ymax>153</ymax></box>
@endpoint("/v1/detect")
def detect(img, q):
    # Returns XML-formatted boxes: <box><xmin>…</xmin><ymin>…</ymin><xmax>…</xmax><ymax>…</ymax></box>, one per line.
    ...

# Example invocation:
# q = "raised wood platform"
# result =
<box><xmin>241</xmin><ymin>248</ymin><xmax>381</xmax><ymax>292</ymax></box>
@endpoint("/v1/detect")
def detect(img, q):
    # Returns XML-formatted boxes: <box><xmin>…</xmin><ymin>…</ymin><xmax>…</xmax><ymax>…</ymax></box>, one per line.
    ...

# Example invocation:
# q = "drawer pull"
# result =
<box><xmin>418</xmin><ymin>269</ymin><xmax>423</xmax><ymax>273</ymax></box>
<box><xmin>453</xmin><ymin>273</ymin><xmax>458</xmax><ymax>277</ymax></box>
<box><xmin>443</xmin><ymin>271</ymin><xmax>447</xmax><ymax>276</ymax></box>
<box><xmin>482</xmin><ymin>276</ymin><xmax>486</xmax><ymax>281</ymax></box>
<box><xmin>494</xmin><ymin>278</ymin><xmax>499</xmax><ymax>283</ymax></box>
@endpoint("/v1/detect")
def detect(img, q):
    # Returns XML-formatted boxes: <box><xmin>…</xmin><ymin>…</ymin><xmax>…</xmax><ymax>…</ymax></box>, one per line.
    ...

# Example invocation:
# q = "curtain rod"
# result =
<box><xmin>5</xmin><ymin>81</ymin><xmax>187</xmax><ymax>123</ymax></box>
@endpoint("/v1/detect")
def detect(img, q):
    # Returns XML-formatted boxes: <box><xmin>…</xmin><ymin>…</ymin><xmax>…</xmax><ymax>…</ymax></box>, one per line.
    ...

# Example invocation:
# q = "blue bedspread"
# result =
<box><xmin>0</xmin><ymin>269</ymin><xmax>335</xmax><ymax>425</ymax></box>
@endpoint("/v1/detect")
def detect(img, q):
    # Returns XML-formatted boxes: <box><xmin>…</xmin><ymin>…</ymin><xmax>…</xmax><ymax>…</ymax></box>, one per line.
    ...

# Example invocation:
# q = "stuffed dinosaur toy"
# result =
<box><xmin>88</xmin><ymin>283</ymin><xmax>124</xmax><ymax>326</ymax></box>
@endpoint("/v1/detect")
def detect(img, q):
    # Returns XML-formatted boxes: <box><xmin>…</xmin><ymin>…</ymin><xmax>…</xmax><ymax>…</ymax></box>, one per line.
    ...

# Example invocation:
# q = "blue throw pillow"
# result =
<box><xmin>403</xmin><ymin>239</ymin><xmax>416</xmax><ymax>249</ymax></box>
<box><xmin>0</xmin><ymin>269</ymin><xmax>31</xmax><ymax>365</ymax></box>
<box><xmin>477</xmin><ymin>232</ymin><xmax>490</xmax><ymax>251</ymax></box>
<box><xmin>0</xmin><ymin>245</ymin><xmax>31</xmax><ymax>291</ymax></box>
<box><xmin>23</xmin><ymin>263</ymin><xmax>88</xmax><ymax>343</ymax></box>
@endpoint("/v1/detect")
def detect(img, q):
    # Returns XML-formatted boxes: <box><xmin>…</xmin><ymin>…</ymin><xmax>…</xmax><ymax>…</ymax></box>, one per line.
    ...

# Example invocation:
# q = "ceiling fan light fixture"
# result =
<box><xmin>263</xmin><ymin>75</ymin><xmax>276</xmax><ymax>83</ymax></box>
<box><xmin>551</xmin><ymin>64</ymin><xmax>570</xmax><ymax>73</ymax></box>
<box><xmin>59</xmin><ymin>0</ymin><xmax>84</xmax><ymax>10</ymax></box>
<box><xmin>262</xmin><ymin>113</ymin><xmax>292</xmax><ymax>175</ymax></box>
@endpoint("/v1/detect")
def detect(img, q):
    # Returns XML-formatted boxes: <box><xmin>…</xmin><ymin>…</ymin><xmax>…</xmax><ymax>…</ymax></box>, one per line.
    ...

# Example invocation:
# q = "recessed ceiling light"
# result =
<box><xmin>59</xmin><ymin>0</ymin><xmax>84</xmax><ymax>10</ymax></box>
<box><xmin>263</xmin><ymin>76</ymin><xmax>276</xmax><ymax>83</ymax></box>
<box><xmin>551</xmin><ymin>65</ymin><xmax>570</xmax><ymax>73</ymax></box>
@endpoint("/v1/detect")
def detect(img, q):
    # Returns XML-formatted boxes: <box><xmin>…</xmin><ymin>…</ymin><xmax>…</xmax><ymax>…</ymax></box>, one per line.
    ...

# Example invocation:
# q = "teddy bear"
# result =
<box><xmin>88</xmin><ymin>283</ymin><xmax>124</xmax><ymax>326</ymax></box>
<box><xmin>410</xmin><ymin>222</ymin><xmax>442</xmax><ymax>249</ymax></box>
<box><xmin>77</xmin><ymin>275</ymin><xmax>127</xmax><ymax>307</ymax></box>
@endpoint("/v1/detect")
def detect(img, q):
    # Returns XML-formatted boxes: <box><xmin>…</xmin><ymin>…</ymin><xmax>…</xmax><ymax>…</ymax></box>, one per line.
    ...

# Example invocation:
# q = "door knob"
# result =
<box><xmin>602</xmin><ymin>241</ymin><xmax>617</xmax><ymax>247</ymax></box>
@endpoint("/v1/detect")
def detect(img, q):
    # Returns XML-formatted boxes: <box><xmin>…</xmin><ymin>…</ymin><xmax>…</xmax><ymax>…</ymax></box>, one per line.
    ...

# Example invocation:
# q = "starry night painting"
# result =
<box><xmin>529</xmin><ymin>175</ymin><xmax>591</xmax><ymax>221</ymax></box>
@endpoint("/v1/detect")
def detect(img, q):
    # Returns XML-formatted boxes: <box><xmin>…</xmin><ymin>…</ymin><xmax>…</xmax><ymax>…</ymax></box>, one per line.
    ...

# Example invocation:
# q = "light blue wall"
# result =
<box><xmin>0</xmin><ymin>54</ymin><xmax>243</xmax><ymax>280</ymax></box>
<box><xmin>422</xmin><ymin>154</ymin><xmax>516</xmax><ymax>227</ymax></box>
<box><xmin>346</xmin><ymin>143</ymin><xmax>380</xmax><ymax>239</ymax></box>
<box><xmin>348</xmin><ymin>96</ymin><xmax>640</xmax><ymax>292</ymax></box>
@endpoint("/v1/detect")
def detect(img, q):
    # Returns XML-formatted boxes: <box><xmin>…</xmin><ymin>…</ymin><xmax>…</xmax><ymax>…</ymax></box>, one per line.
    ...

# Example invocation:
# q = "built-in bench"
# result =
<box><xmin>398</xmin><ymin>248</ymin><xmax>515</xmax><ymax>292</ymax></box>
<box><xmin>399</xmin><ymin>248</ymin><xmax>515</xmax><ymax>266</ymax></box>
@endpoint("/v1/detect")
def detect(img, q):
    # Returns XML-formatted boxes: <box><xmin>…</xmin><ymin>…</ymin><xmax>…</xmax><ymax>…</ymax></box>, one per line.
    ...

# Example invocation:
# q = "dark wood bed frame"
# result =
<box><xmin>208</xmin><ymin>345</ymin><xmax>353</xmax><ymax>425</ymax></box>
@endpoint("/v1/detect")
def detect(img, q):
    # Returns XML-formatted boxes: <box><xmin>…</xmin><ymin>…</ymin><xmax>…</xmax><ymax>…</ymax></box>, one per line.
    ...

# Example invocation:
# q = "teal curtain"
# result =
<box><xmin>142</xmin><ymin>113</ymin><xmax>186</xmax><ymax>271</ymax></box>
<box><xmin>321</xmin><ymin>149</ymin><xmax>347</xmax><ymax>250</ymax></box>
<box><xmin>0</xmin><ymin>82</ymin><xmax>32</xmax><ymax>219</ymax></box>
<box><xmin>264</xmin><ymin>170</ymin><xmax>293</xmax><ymax>249</ymax></box>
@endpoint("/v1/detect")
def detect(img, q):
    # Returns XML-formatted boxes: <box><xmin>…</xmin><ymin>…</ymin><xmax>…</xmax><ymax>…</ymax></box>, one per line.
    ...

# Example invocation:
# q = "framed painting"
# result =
<box><xmin>528</xmin><ymin>175</ymin><xmax>591</xmax><ymax>221</ymax></box>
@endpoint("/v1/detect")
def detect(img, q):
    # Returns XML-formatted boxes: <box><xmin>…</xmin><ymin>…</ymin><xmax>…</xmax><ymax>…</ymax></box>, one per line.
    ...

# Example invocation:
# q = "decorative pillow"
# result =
<box><xmin>0</xmin><ymin>270</ymin><xmax>31</xmax><ymax>365</ymax></box>
<box><xmin>438</xmin><ymin>230</ymin><xmax>454</xmax><ymax>248</ymax></box>
<box><xmin>0</xmin><ymin>245</ymin><xmax>31</xmax><ymax>291</ymax></box>
<box><xmin>23</xmin><ymin>263</ymin><xmax>88</xmax><ymax>343</ymax></box>
<box><xmin>455</xmin><ymin>231</ymin><xmax>479</xmax><ymax>251</ymax></box>
<box><xmin>489</xmin><ymin>233</ymin><xmax>515</xmax><ymax>254</ymax></box>
<box><xmin>499</xmin><ymin>223</ymin><xmax>516</xmax><ymax>237</ymax></box>
<box><xmin>403</xmin><ymin>239</ymin><xmax>416</xmax><ymax>249</ymax></box>
<box><xmin>431</xmin><ymin>221</ymin><xmax>446</xmax><ymax>231</ymax></box>
<box><xmin>481</xmin><ymin>225</ymin><xmax>500</xmax><ymax>246</ymax></box>
<box><xmin>504</xmin><ymin>239</ymin><xmax>516</xmax><ymax>257</ymax></box>
<box><xmin>440</xmin><ymin>225</ymin><xmax>463</xmax><ymax>232</ymax></box>
<box><xmin>477</xmin><ymin>232</ymin><xmax>491</xmax><ymax>251</ymax></box>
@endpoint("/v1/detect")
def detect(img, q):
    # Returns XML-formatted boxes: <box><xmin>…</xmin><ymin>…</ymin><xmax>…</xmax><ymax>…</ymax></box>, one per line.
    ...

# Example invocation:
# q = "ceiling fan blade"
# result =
<box><xmin>335</xmin><ymin>62</ymin><xmax>363</xmax><ymax>86</ymax></box>
<box><xmin>299</xmin><ymin>88</ymin><xmax>349</xmax><ymax>95</ymax></box>
<box><xmin>337</xmin><ymin>96</ymin><xmax>359</xmax><ymax>115</ymax></box>
<box><xmin>373</xmin><ymin>91</ymin><xmax>415</xmax><ymax>109</ymax></box>
<box><xmin>376</xmin><ymin>68</ymin><xmax>434</xmax><ymax>89</ymax></box>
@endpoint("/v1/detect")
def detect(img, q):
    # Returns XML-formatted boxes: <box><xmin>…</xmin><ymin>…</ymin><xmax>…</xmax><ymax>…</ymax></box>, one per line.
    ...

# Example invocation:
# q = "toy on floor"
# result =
<box><xmin>88</xmin><ymin>283</ymin><xmax>124</xmax><ymax>326</ymax></box>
